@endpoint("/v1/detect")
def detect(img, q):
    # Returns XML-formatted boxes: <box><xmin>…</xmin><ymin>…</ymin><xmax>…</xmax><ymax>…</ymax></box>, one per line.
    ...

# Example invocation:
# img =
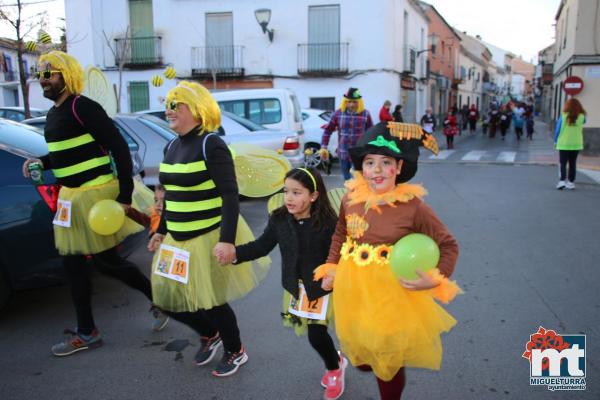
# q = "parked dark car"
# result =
<box><xmin>0</xmin><ymin>119</ymin><xmax>146</xmax><ymax>309</ymax></box>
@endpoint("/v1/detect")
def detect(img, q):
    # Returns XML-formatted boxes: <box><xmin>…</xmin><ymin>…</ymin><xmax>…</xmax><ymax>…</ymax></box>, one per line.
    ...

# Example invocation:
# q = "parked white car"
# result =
<box><xmin>212</xmin><ymin>88</ymin><xmax>304</xmax><ymax>134</ymax></box>
<box><xmin>302</xmin><ymin>108</ymin><xmax>337</xmax><ymax>167</ymax></box>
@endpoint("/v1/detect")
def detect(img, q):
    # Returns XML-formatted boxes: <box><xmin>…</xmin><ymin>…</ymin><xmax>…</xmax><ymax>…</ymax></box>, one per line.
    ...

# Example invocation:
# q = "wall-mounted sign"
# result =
<box><xmin>563</xmin><ymin>76</ymin><xmax>584</xmax><ymax>95</ymax></box>
<box><xmin>401</xmin><ymin>77</ymin><xmax>416</xmax><ymax>90</ymax></box>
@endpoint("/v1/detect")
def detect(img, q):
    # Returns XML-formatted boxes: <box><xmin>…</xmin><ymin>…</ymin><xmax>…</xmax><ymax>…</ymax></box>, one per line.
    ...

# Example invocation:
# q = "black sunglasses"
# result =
<box><xmin>166</xmin><ymin>101</ymin><xmax>179</xmax><ymax>111</ymax></box>
<box><xmin>35</xmin><ymin>70</ymin><xmax>62</xmax><ymax>80</ymax></box>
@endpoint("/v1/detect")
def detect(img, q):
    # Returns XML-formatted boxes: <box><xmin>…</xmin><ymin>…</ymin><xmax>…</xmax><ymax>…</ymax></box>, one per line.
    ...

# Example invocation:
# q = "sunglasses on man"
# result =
<box><xmin>35</xmin><ymin>70</ymin><xmax>62</xmax><ymax>80</ymax></box>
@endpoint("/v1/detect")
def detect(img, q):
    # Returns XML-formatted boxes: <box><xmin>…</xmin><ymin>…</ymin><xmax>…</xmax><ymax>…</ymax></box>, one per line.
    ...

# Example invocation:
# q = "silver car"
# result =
<box><xmin>25</xmin><ymin>112</ymin><xmax>304</xmax><ymax>187</ymax></box>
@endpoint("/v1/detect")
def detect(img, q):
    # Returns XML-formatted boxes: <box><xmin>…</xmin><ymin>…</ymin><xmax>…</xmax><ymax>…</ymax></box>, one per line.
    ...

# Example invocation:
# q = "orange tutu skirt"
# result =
<box><xmin>333</xmin><ymin>244</ymin><xmax>456</xmax><ymax>381</ymax></box>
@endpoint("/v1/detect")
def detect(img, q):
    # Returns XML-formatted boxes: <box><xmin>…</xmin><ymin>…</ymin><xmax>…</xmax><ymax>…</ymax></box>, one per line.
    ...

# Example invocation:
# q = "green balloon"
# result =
<box><xmin>389</xmin><ymin>233</ymin><xmax>440</xmax><ymax>280</ymax></box>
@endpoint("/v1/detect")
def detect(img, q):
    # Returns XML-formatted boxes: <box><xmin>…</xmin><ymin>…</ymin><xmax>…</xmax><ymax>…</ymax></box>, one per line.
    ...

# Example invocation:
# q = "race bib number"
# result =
<box><xmin>53</xmin><ymin>199</ymin><xmax>72</xmax><ymax>227</ymax></box>
<box><xmin>470</xmin><ymin>111</ymin><xmax>476</xmax><ymax>116</ymax></box>
<box><xmin>501</xmin><ymin>115</ymin><xmax>507</xmax><ymax>120</ymax></box>
<box><xmin>153</xmin><ymin>244</ymin><xmax>190</xmax><ymax>284</ymax></box>
<box><xmin>288</xmin><ymin>282</ymin><xmax>329</xmax><ymax>320</ymax></box>
<box><xmin>423</xmin><ymin>123</ymin><xmax>433</xmax><ymax>133</ymax></box>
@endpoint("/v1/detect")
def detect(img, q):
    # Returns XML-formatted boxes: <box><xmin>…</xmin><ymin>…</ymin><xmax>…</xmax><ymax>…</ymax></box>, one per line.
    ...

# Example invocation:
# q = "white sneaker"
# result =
<box><xmin>556</xmin><ymin>180</ymin><xmax>566</xmax><ymax>190</ymax></box>
<box><xmin>565</xmin><ymin>181</ymin><xmax>575</xmax><ymax>190</ymax></box>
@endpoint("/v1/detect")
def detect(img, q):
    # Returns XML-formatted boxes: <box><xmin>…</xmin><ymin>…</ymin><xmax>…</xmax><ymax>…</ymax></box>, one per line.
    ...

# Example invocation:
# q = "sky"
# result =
<box><xmin>0</xmin><ymin>0</ymin><xmax>558</xmax><ymax>63</ymax></box>
<box><xmin>0</xmin><ymin>0</ymin><xmax>65</xmax><ymax>42</ymax></box>
<box><xmin>424</xmin><ymin>0</ymin><xmax>560</xmax><ymax>63</ymax></box>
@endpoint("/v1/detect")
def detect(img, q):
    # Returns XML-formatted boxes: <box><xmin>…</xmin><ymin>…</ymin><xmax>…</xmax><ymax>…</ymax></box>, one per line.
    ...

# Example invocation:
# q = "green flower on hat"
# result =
<box><xmin>368</xmin><ymin>135</ymin><xmax>401</xmax><ymax>154</ymax></box>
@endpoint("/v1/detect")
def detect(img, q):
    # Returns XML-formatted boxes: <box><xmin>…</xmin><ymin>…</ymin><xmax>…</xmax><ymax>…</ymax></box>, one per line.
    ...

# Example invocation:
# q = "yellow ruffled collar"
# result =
<box><xmin>346</xmin><ymin>172</ymin><xmax>427</xmax><ymax>213</ymax></box>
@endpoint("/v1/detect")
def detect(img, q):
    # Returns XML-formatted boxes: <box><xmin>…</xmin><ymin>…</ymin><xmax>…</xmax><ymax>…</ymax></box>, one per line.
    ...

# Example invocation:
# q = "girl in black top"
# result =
<box><xmin>218</xmin><ymin>167</ymin><xmax>346</xmax><ymax>400</ymax></box>
<box><xmin>148</xmin><ymin>81</ymin><xmax>269</xmax><ymax>378</ymax></box>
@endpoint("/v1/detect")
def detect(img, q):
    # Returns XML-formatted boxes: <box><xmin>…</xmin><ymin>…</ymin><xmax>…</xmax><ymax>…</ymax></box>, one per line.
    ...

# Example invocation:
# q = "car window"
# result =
<box><xmin>112</xmin><ymin>122</ymin><xmax>139</xmax><ymax>151</ymax></box>
<box><xmin>5</xmin><ymin>110</ymin><xmax>26</xmax><ymax>121</ymax></box>
<box><xmin>222</xmin><ymin>111</ymin><xmax>265</xmax><ymax>132</ymax></box>
<box><xmin>248</xmin><ymin>99</ymin><xmax>281</xmax><ymax>125</ymax></box>
<box><xmin>320</xmin><ymin>111</ymin><xmax>332</xmax><ymax>121</ymax></box>
<box><xmin>219</xmin><ymin>100</ymin><xmax>245</xmax><ymax>119</ymax></box>
<box><xmin>0</xmin><ymin>119</ymin><xmax>48</xmax><ymax>157</ymax></box>
<box><xmin>138</xmin><ymin>116</ymin><xmax>177</xmax><ymax>140</ymax></box>
<box><xmin>290</xmin><ymin>94</ymin><xmax>302</xmax><ymax>123</ymax></box>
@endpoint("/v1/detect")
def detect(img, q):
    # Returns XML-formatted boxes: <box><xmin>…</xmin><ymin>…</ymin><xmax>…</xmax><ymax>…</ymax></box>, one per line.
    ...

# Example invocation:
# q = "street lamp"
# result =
<box><xmin>417</xmin><ymin>33</ymin><xmax>438</xmax><ymax>57</ymax></box>
<box><xmin>254</xmin><ymin>8</ymin><xmax>274</xmax><ymax>42</ymax></box>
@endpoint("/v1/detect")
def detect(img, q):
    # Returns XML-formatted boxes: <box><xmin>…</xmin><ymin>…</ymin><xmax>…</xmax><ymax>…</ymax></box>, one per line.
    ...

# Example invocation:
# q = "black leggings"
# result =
<box><xmin>167</xmin><ymin>304</ymin><xmax>242</xmax><ymax>353</ymax></box>
<box><xmin>559</xmin><ymin>150</ymin><xmax>579</xmax><ymax>182</ymax></box>
<box><xmin>64</xmin><ymin>247</ymin><xmax>152</xmax><ymax>335</ymax></box>
<box><xmin>308</xmin><ymin>324</ymin><xmax>339</xmax><ymax>370</ymax></box>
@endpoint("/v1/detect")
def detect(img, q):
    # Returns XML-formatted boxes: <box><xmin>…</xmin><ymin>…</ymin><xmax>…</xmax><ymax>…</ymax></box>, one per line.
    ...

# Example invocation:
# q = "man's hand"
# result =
<box><xmin>148</xmin><ymin>233</ymin><xmax>165</xmax><ymax>252</ymax></box>
<box><xmin>22</xmin><ymin>158</ymin><xmax>43</xmax><ymax>178</ymax></box>
<box><xmin>213</xmin><ymin>242</ymin><xmax>236</xmax><ymax>265</ymax></box>
<box><xmin>399</xmin><ymin>269</ymin><xmax>440</xmax><ymax>291</ymax></box>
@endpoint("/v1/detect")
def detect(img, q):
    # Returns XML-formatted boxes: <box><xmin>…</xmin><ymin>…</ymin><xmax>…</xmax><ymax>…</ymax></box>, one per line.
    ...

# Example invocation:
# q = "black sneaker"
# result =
<box><xmin>212</xmin><ymin>346</ymin><xmax>248</xmax><ymax>377</ymax></box>
<box><xmin>194</xmin><ymin>333</ymin><xmax>222</xmax><ymax>366</ymax></box>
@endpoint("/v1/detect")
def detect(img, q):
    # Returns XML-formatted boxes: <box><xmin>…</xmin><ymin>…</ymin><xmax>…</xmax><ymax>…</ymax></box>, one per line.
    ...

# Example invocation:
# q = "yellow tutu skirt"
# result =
<box><xmin>54</xmin><ymin>178</ymin><xmax>153</xmax><ymax>256</ymax></box>
<box><xmin>333</xmin><ymin>254</ymin><xmax>456</xmax><ymax>381</ymax></box>
<box><xmin>281</xmin><ymin>288</ymin><xmax>334</xmax><ymax>336</ymax></box>
<box><xmin>151</xmin><ymin>216</ymin><xmax>270</xmax><ymax>312</ymax></box>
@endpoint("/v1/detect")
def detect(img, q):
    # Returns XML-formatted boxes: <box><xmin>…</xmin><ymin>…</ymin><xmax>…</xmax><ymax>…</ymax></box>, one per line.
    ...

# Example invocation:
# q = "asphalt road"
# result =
<box><xmin>1</xmin><ymin>157</ymin><xmax>599</xmax><ymax>400</ymax></box>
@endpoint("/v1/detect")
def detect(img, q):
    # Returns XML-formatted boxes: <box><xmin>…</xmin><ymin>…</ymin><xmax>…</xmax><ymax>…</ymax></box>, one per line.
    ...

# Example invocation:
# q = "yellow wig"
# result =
<box><xmin>38</xmin><ymin>51</ymin><xmax>84</xmax><ymax>95</ymax></box>
<box><xmin>340</xmin><ymin>97</ymin><xmax>365</xmax><ymax>113</ymax></box>
<box><xmin>165</xmin><ymin>81</ymin><xmax>221</xmax><ymax>133</ymax></box>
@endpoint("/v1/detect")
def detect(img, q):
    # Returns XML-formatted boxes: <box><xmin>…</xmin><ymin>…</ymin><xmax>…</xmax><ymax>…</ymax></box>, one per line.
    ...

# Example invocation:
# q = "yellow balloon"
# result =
<box><xmin>88</xmin><ymin>199</ymin><xmax>125</xmax><ymax>236</ymax></box>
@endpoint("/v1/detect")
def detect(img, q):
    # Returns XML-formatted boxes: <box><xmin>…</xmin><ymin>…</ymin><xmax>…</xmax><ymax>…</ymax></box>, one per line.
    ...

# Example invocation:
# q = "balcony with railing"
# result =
<box><xmin>3</xmin><ymin>70</ymin><xmax>16</xmax><ymax>81</ymax></box>
<box><xmin>191</xmin><ymin>46</ymin><xmax>244</xmax><ymax>78</ymax></box>
<box><xmin>403</xmin><ymin>45</ymin><xmax>416</xmax><ymax>75</ymax></box>
<box><xmin>114</xmin><ymin>36</ymin><xmax>163</xmax><ymax>68</ymax></box>
<box><xmin>298</xmin><ymin>42</ymin><xmax>349</xmax><ymax>76</ymax></box>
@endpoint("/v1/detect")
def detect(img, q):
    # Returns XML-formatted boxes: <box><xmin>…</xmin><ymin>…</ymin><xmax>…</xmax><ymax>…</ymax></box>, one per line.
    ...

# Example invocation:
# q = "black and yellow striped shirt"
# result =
<box><xmin>157</xmin><ymin>128</ymin><xmax>239</xmax><ymax>242</ymax></box>
<box><xmin>39</xmin><ymin>95</ymin><xmax>134</xmax><ymax>204</ymax></box>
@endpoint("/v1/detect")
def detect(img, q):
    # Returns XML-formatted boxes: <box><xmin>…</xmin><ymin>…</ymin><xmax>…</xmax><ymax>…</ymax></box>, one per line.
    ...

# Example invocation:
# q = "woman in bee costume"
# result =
<box><xmin>148</xmin><ymin>81</ymin><xmax>269</xmax><ymax>377</ymax></box>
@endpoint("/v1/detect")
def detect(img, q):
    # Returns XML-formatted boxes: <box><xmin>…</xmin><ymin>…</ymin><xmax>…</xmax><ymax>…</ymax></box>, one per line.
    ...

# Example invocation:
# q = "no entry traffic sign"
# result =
<box><xmin>563</xmin><ymin>76</ymin><xmax>584</xmax><ymax>95</ymax></box>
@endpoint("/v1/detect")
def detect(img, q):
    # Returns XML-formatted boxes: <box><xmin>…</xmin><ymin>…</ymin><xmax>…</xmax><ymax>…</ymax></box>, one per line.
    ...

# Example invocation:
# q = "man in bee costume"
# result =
<box><xmin>22</xmin><ymin>51</ymin><xmax>168</xmax><ymax>357</ymax></box>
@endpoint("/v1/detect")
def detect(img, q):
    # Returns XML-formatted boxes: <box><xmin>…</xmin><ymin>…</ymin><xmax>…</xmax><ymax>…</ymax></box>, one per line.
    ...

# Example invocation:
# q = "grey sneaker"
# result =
<box><xmin>212</xmin><ymin>346</ymin><xmax>248</xmax><ymax>377</ymax></box>
<box><xmin>194</xmin><ymin>333</ymin><xmax>222</xmax><ymax>366</ymax></box>
<box><xmin>150</xmin><ymin>306</ymin><xmax>169</xmax><ymax>332</ymax></box>
<box><xmin>556</xmin><ymin>180</ymin><xmax>566</xmax><ymax>190</ymax></box>
<box><xmin>565</xmin><ymin>181</ymin><xmax>575</xmax><ymax>190</ymax></box>
<box><xmin>51</xmin><ymin>328</ymin><xmax>103</xmax><ymax>357</ymax></box>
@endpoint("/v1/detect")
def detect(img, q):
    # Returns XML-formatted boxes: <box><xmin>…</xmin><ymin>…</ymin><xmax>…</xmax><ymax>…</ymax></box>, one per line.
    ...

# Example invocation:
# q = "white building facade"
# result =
<box><xmin>0</xmin><ymin>39</ymin><xmax>48</xmax><ymax>110</ymax></box>
<box><xmin>64</xmin><ymin>0</ymin><xmax>430</xmax><ymax>121</ymax></box>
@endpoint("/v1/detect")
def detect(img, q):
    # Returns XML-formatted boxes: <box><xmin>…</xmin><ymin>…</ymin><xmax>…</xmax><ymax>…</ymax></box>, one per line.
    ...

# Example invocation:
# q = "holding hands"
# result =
<box><xmin>147</xmin><ymin>233</ymin><xmax>165</xmax><ymax>251</ymax></box>
<box><xmin>214</xmin><ymin>242</ymin><xmax>236</xmax><ymax>265</ymax></box>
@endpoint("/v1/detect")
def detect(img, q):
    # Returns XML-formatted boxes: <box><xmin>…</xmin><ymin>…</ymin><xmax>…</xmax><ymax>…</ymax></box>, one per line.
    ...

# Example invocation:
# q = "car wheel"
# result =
<box><xmin>304</xmin><ymin>143</ymin><xmax>322</xmax><ymax>168</ymax></box>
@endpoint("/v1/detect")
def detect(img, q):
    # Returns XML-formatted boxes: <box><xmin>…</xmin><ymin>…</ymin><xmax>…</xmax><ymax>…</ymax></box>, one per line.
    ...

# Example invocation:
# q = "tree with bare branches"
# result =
<box><xmin>102</xmin><ymin>26</ymin><xmax>131</xmax><ymax>113</ymax></box>
<box><xmin>0</xmin><ymin>0</ymin><xmax>48</xmax><ymax>118</ymax></box>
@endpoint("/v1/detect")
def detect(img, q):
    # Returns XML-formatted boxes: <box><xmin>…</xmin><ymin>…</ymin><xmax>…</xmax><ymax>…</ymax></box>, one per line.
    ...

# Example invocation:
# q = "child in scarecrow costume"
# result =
<box><xmin>314</xmin><ymin>122</ymin><xmax>461</xmax><ymax>399</ymax></box>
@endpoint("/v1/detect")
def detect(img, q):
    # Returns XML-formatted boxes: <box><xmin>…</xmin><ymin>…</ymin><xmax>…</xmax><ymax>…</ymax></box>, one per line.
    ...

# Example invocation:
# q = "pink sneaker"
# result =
<box><xmin>321</xmin><ymin>355</ymin><xmax>348</xmax><ymax>400</ymax></box>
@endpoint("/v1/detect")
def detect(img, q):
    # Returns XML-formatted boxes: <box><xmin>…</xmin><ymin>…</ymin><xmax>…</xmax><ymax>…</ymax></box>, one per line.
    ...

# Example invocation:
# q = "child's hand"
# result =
<box><xmin>321</xmin><ymin>275</ymin><xmax>334</xmax><ymax>291</ymax></box>
<box><xmin>148</xmin><ymin>233</ymin><xmax>164</xmax><ymax>252</ymax></box>
<box><xmin>399</xmin><ymin>269</ymin><xmax>440</xmax><ymax>291</ymax></box>
<box><xmin>213</xmin><ymin>242</ymin><xmax>236</xmax><ymax>265</ymax></box>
